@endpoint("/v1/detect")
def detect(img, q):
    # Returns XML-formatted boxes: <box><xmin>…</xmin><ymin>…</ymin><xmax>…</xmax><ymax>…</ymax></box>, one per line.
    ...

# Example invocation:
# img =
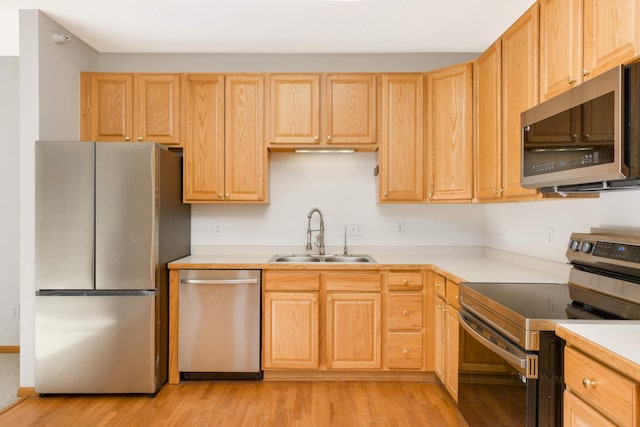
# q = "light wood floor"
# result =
<box><xmin>0</xmin><ymin>380</ymin><xmax>465</xmax><ymax>426</ymax></box>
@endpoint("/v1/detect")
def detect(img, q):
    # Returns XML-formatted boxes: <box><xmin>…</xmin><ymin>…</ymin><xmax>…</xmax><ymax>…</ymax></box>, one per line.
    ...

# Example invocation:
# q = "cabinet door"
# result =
<box><xmin>90</xmin><ymin>74</ymin><xmax>134</xmax><ymax>142</ymax></box>
<box><xmin>584</xmin><ymin>0</ymin><xmax>640</xmax><ymax>79</ymax></box>
<box><xmin>263</xmin><ymin>292</ymin><xmax>319</xmax><ymax>370</ymax></box>
<box><xmin>136</xmin><ymin>74</ymin><xmax>181</xmax><ymax>145</ymax></box>
<box><xmin>474</xmin><ymin>41</ymin><xmax>503</xmax><ymax>201</ymax></box>
<box><xmin>434</xmin><ymin>295</ymin><xmax>446</xmax><ymax>382</ymax></box>
<box><xmin>269</xmin><ymin>74</ymin><xmax>320</xmax><ymax>144</ymax></box>
<box><xmin>445</xmin><ymin>305</ymin><xmax>459</xmax><ymax>402</ymax></box>
<box><xmin>326</xmin><ymin>292</ymin><xmax>381</xmax><ymax>369</ymax></box>
<box><xmin>539</xmin><ymin>0</ymin><xmax>583</xmax><ymax>100</ymax></box>
<box><xmin>325</xmin><ymin>74</ymin><xmax>376</xmax><ymax>145</ymax></box>
<box><xmin>427</xmin><ymin>63</ymin><xmax>473</xmax><ymax>202</ymax></box>
<box><xmin>224</xmin><ymin>75</ymin><xmax>266</xmax><ymax>202</ymax></box>
<box><xmin>564</xmin><ymin>391</ymin><xmax>617</xmax><ymax>427</ymax></box>
<box><xmin>501</xmin><ymin>5</ymin><xmax>540</xmax><ymax>199</ymax></box>
<box><xmin>379</xmin><ymin>74</ymin><xmax>424</xmax><ymax>202</ymax></box>
<box><xmin>184</xmin><ymin>75</ymin><xmax>225</xmax><ymax>202</ymax></box>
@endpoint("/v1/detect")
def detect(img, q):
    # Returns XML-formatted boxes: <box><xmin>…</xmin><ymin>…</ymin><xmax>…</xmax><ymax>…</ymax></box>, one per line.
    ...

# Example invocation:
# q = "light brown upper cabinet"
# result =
<box><xmin>183</xmin><ymin>74</ymin><xmax>267</xmax><ymax>203</ymax></box>
<box><xmin>267</xmin><ymin>74</ymin><xmax>376</xmax><ymax>150</ymax></box>
<box><xmin>474</xmin><ymin>40</ymin><xmax>503</xmax><ymax>202</ymax></box>
<box><xmin>426</xmin><ymin>63</ymin><xmax>474</xmax><ymax>202</ymax></box>
<box><xmin>501</xmin><ymin>4</ymin><xmax>540</xmax><ymax>199</ymax></box>
<box><xmin>378</xmin><ymin>74</ymin><xmax>424</xmax><ymax>202</ymax></box>
<box><xmin>540</xmin><ymin>0</ymin><xmax>640</xmax><ymax>101</ymax></box>
<box><xmin>81</xmin><ymin>73</ymin><xmax>182</xmax><ymax>146</ymax></box>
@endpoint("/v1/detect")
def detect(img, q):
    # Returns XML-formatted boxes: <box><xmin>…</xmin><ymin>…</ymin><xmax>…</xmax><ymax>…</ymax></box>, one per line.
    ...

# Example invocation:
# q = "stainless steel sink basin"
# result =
<box><xmin>269</xmin><ymin>255</ymin><xmax>322</xmax><ymax>263</ymax></box>
<box><xmin>268</xmin><ymin>254</ymin><xmax>376</xmax><ymax>263</ymax></box>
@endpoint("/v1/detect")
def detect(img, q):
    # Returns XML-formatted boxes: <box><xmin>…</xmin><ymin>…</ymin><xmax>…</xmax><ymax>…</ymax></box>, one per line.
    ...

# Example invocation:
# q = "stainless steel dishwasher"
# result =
<box><xmin>178</xmin><ymin>269</ymin><xmax>262</xmax><ymax>380</ymax></box>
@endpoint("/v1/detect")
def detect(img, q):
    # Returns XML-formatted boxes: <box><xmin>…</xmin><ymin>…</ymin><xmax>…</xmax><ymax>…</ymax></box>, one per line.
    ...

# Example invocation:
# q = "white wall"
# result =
<box><xmin>192</xmin><ymin>153</ymin><xmax>486</xmax><ymax>248</ymax></box>
<box><xmin>485</xmin><ymin>190</ymin><xmax>640</xmax><ymax>263</ymax></box>
<box><xmin>0</xmin><ymin>56</ymin><xmax>20</xmax><ymax>346</ymax></box>
<box><xmin>19</xmin><ymin>10</ymin><xmax>98</xmax><ymax>387</ymax></box>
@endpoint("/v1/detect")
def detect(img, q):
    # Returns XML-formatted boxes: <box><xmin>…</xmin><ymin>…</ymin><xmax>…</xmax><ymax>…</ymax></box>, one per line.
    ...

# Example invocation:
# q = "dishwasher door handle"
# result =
<box><xmin>180</xmin><ymin>278</ymin><xmax>259</xmax><ymax>285</ymax></box>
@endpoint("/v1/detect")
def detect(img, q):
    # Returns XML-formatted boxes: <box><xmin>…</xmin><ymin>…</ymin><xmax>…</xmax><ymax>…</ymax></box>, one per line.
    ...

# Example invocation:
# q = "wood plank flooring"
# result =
<box><xmin>0</xmin><ymin>380</ymin><xmax>465</xmax><ymax>426</ymax></box>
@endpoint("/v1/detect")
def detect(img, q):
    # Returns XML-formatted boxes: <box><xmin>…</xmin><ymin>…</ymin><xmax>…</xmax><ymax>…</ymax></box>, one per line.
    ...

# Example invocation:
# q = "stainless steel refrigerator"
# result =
<box><xmin>35</xmin><ymin>141</ymin><xmax>190</xmax><ymax>394</ymax></box>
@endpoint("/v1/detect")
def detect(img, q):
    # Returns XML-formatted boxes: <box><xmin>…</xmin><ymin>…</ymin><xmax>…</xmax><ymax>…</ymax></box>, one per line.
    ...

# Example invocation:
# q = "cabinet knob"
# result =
<box><xmin>442</xmin><ymin>307</ymin><xmax>449</xmax><ymax>312</ymax></box>
<box><xmin>582</xmin><ymin>378</ymin><xmax>597</xmax><ymax>389</ymax></box>
<box><xmin>403</xmin><ymin>279</ymin><xmax>409</xmax><ymax>286</ymax></box>
<box><xmin>403</xmin><ymin>349</ymin><xmax>409</xmax><ymax>355</ymax></box>
<box><xmin>383</xmin><ymin>192</ymin><xmax>388</xmax><ymax>198</ymax></box>
<box><xmin>328</xmin><ymin>297</ymin><xmax>333</xmax><ymax>302</ymax></box>
<box><xmin>225</xmin><ymin>193</ymin><xmax>230</xmax><ymax>198</ymax></box>
<box><xmin>327</xmin><ymin>135</ymin><xmax>332</xmax><ymax>141</ymax></box>
<box><xmin>137</xmin><ymin>136</ymin><xmax>143</xmax><ymax>141</ymax></box>
<box><xmin>583</xmin><ymin>69</ymin><xmax>591</xmax><ymax>78</ymax></box>
<box><xmin>217</xmin><ymin>193</ymin><xmax>223</xmax><ymax>199</ymax></box>
<box><xmin>125</xmin><ymin>136</ymin><xmax>131</xmax><ymax>141</ymax></box>
<box><xmin>428</xmin><ymin>192</ymin><xmax>433</xmax><ymax>198</ymax></box>
<box><xmin>312</xmin><ymin>297</ymin><xmax>318</xmax><ymax>304</ymax></box>
<box><xmin>314</xmin><ymin>136</ymin><xmax>319</xmax><ymax>142</ymax></box>
<box><xmin>568</xmin><ymin>76</ymin><xmax>577</xmax><ymax>85</ymax></box>
<box><xmin>402</xmin><ymin>309</ymin><xmax>409</xmax><ymax>316</ymax></box>
<box><xmin>435</xmin><ymin>282</ymin><xmax>441</xmax><ymax>287</ymax></box>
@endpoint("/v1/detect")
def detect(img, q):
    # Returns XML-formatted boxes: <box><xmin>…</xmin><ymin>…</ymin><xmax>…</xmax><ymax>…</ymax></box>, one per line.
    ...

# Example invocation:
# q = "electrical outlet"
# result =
<box><xmin>395</xmin><ymin>221</ymin><xmax>406</xmax><ymax>236</ymax></box>
<box><xmin>11</xmin><ymin>306</ymin><xmax>19</xmax><ymax>319</ymax></box>
<box><xmin>347</xmin><ymin>224</ymin><xmax>363</xmax><ymax>236</ymax></box>
<box><xmin>214</xmin><ymin>224</ymin><xmax>222</xmax><ymax>236</ymax></box>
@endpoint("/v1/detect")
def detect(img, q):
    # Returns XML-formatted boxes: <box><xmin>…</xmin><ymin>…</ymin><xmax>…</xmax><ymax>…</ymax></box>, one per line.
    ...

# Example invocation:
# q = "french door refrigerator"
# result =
<box><xmin>35</xmin><ymin>141</ymin><xmax>190</xmax><ymax>394</ymax></box>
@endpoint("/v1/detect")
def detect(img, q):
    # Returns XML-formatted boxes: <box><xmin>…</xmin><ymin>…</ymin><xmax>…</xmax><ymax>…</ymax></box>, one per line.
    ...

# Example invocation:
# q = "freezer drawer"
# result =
<box><xmin>35</xmin><ymin>293</ymin><xmax>157</xmax><ymax>394</ymax></box>
<box><xmin>178</xmin><ymin>270</ymin><xmax>261</xmax><ymax>378</ymax></box>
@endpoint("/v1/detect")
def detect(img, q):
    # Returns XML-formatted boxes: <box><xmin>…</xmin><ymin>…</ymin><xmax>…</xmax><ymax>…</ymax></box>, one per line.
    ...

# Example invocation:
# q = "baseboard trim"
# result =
<box><xmin>17</xmin><ymin>387</ymin><xmax>36</xmax><ymax>398</ymax></box>
<box><xmin>0</xmin><ymin>346</ymin><xmax>19</xmax><ymax>353</ymax></box>
<box><xmin>263</xmin><ymin>370</ymin><xmax>438</xmax><ymax>382</ymax></box>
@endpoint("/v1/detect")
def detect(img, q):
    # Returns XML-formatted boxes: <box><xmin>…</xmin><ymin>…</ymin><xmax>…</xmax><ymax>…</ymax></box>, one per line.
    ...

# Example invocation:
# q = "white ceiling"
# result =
<box><xmin>0</xmin><ymin>0</ymin><xmax>536</xmax><ymax>56</ymax></box>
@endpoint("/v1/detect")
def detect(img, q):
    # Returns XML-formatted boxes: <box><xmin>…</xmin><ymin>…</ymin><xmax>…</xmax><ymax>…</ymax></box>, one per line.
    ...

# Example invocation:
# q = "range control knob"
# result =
<box><xmin>569</xmin><ymin>240</ymin><xmax>581</xmax><ymax>251</ymax></box>
<box><xmin>580</xmin><ymin>241</ymin><xmax>593</xmax><ymax>253</ymax></box>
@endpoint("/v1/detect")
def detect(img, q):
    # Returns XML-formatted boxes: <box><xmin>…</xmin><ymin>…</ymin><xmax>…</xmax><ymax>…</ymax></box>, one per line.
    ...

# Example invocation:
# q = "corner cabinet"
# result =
<box><xmin>426</xmin><ymin>63</ymin><xmax>474</xmax><ymax>202</ymax></box>
<box><xmin>267</xmin><ymin>73</ymin><xmax>376</xmax><ymax>150</ymax></box>
<box><xmin>183</xmin><ymin>74</ymin><xmax>267</xmax><ymax>203</ymax></box>
<box><xmin>378</xmin><ymin>74</ymin><xmax>424</xmax><ymax>202</ymax></box>
<box><xmin>80</xmin><ymin>73</ymin><xmax>182</xmax><ymax>146</ymax></box>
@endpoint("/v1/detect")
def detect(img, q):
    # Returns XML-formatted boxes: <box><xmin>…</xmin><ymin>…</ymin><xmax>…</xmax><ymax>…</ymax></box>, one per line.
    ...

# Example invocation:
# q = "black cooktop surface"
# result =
<box><xmin>461</xmin><ymin>282</ymin><xmax>574</xmax><ymax>320</ymax></box>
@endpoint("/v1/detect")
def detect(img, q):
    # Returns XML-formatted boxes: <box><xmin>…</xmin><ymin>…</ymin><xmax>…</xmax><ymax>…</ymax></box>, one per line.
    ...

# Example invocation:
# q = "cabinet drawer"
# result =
<box><xmin>388</xmin><ymin>271</ymin><xmax>423</xmax><ymax>291</ymax></box>
<box><xmin>388</xmin><ymin>332</ymin><xmax>423</xmax><ymax>369</ymax></box>
<box><xmin>264</xmin><ymin>271</ymin><xmax>320</xmax><ymax>291</ymax></box>
<box><xmin>563</xmin><ymin>390</ymin><xmax>617</xmax><ymax>427</ymax></box>
<box><xmin>564</xmin><ymin>346</ymin><xmax>639</xmax><ymax>427</ymax></box>
<box><xmin>434</xmin><ymin>274</ymin><xmax>446</xmax><ymax>299</ymax></box>
<box><xmin>445</xmin><ymin>281</ymin><xmax>460</xmax><ymax>308</ymax></box>
<box><xmin>388</xmin><ymin>294</ymin><xmax>423</xmax><ymax>330</ymax></box>
<box><xmin>326</xmin><ymin>272</ymin><xmax>381</xmax><ymax>291</ymax></box>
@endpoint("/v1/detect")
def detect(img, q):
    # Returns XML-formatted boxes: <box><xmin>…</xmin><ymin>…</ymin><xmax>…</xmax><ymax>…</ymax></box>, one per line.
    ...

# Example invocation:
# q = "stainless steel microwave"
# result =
<box><xmin>521</xmin><ymin>63</ymin><xmax>640</xmax><ymax>193</ymax></box>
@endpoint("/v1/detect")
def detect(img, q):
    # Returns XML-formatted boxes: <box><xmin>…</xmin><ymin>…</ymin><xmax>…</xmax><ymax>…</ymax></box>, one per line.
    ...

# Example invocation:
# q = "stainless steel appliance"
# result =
<box><xmin>458</xmin><ymin>229</ymin><xmax>640</xmax><ymax>426</ymax></box>
<box><xmin>178</xmin><ymin>269</ymin><xmax>262</xmax><ymax>380</ymax></box>
<box><xmin>520</xmin><ymin>62</ymin><xmax>640</xmax><ymax>194</ymax></box>
<box><xmin>35</xmin><ymin>141</ymin><xmax>190</xmax><ymax>394</ymax></box>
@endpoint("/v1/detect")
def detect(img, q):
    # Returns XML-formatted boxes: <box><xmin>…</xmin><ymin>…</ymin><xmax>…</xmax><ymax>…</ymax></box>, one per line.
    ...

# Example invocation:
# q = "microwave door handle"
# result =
<box><xmin>458</xmin><ymin>311</ymin><xmax>536</xmax><ymax>378</ymax></box>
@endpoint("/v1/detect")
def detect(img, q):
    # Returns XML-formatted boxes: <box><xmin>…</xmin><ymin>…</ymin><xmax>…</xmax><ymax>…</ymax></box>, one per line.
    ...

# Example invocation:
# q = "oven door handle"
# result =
<box><xmin>458</xmin><ymin>311</ymin><xmax>538</xmax><ymax>379</ymax></box>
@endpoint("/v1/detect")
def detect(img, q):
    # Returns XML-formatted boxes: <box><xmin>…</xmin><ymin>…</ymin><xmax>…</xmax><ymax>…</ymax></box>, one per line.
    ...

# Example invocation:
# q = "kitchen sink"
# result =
<box><xmin>268</xmin><ymin>254</ymin><xmax>376</xmax><ymax>263</ymax></box>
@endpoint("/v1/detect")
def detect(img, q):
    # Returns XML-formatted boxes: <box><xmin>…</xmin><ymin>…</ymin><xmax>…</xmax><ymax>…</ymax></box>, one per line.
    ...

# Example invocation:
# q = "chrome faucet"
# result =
<box><xmin>306</xmin><ymin>208</ymin><xmax>325</xmax><ymax>255</ymax></box>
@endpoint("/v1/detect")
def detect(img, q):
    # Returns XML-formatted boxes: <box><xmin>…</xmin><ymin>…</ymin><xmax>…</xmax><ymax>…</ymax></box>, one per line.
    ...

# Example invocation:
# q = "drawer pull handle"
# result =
<box><xmin>402</xmin><ymin>310</ymin><xmax>409</xmax><ymax>316</ymax></box>
<box><xmin>582</xmin><ymin>378</ymin><xmax>597</xmax><ymax>389</ymax></box>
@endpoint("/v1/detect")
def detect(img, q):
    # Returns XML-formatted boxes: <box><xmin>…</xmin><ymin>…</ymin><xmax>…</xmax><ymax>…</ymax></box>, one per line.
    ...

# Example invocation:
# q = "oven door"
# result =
<box><xmin>457</xmin><ymin>311</ymin><xmax>563</xmax><ymax>427</ymax></box>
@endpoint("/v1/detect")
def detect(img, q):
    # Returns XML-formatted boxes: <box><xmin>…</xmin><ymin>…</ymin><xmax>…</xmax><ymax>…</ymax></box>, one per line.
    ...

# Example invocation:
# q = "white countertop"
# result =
<box><xmin>556</xmin><ymin>321</ymin><xmax>640</xmax><ymax>367</ymax></box>
<box><xmin>170</xmin><ymin>245</ymin><xmax>571</xmax><ymax>283</ymax></box>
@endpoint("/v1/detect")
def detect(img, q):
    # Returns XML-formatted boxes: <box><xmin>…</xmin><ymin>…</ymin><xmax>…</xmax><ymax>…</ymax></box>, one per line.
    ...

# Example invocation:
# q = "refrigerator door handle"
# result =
<box><xmin>180</xmin><ymin>278</ymin><xmax>259</xmax><ymax>285</ymax></box>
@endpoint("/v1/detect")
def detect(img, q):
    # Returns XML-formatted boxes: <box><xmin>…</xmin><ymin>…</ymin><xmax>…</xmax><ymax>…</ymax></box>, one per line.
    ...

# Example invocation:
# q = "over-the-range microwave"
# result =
<box><xmin>521</xmin><ymin>63</ymin><xmax>640</xmax><ymax>194</ymax></box>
